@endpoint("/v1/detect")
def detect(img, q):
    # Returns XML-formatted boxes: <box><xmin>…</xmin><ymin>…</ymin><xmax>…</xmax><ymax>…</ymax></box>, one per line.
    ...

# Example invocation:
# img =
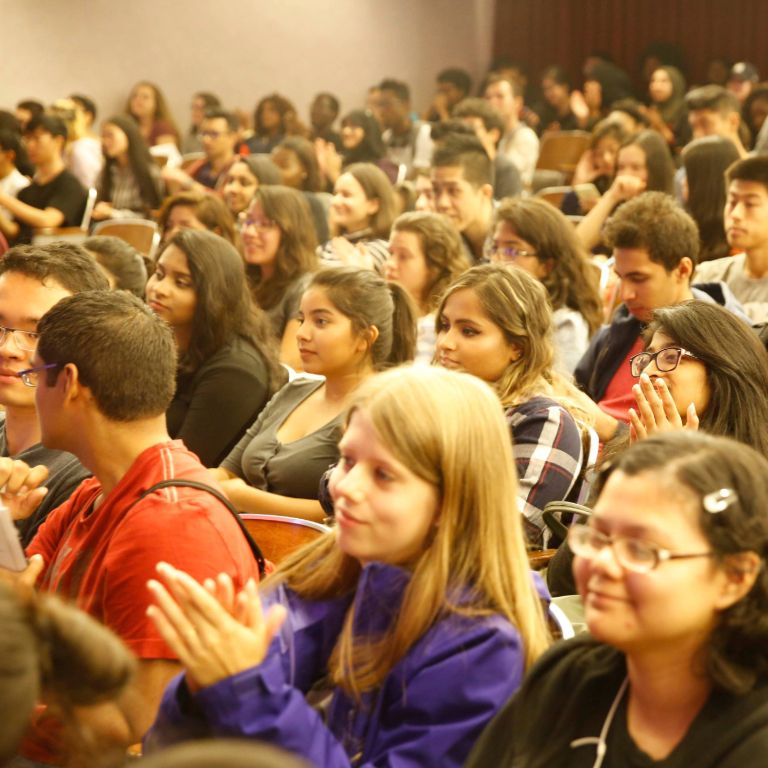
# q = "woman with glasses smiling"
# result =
<box><xmin>488</xmin><ymin>197</ymin><xmax>603</xmax><ymax>374</ymax></box>
<box><xmin>468</xmin><ymin>431</ymin><xmax>768</xmax><ymax>768</ymax></box>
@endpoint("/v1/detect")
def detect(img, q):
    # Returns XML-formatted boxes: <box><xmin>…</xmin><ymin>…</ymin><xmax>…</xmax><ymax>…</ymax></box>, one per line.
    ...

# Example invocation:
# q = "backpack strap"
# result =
<box><xmin>137</xmin><ymin>479</ymin><xmax>266</xmax><ymax>578</ymax></box>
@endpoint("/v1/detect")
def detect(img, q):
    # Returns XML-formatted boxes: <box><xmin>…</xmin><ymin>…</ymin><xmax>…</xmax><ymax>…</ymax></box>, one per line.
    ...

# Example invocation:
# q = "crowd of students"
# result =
<box><xmin>1</xmin><ymin>49</ymin><xmax>768</xmax><ymax>767</ymax></box>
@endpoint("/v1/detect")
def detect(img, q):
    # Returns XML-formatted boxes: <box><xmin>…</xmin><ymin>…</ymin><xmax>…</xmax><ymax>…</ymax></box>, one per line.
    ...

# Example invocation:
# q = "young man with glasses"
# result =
<box><xmin>0</xmin><ymin>243</ymin><xmax>108</xmax><ymax>546</ymax></box>
<box><xmin>574</xmin><ymin>192</ymin><xmax>748</xmax><ymax>441</ymax></box>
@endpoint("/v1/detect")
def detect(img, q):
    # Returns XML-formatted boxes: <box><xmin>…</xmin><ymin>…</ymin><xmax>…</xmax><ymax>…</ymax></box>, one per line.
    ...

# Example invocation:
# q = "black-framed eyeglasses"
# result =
<box><xmin>629</xmin><ymin>346</ymin><xmax>698</xmax><ymax>378</ymax></box>
<box><xmin>16</xmin><ymin>362</ymin><xmax>62</xmax><ymax>388</ymax></box>
<box><xmin>567</xmin><ymin>523</ymin><xmax>714</xmax><ymax>574</ymax></box>
<box><xmin>0</xmin><ymin>325</ymin><xmax>39</xmax><ymax>352</ymax></box>
<box><xmin>485</xmin><ymin>242</ymin><xmax>537</xmax><ymax>262</ymax></box>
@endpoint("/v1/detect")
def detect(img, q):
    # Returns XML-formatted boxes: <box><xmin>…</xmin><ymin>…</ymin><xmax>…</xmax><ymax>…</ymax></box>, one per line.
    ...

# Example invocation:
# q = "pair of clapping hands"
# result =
<box><xmin>628</xmin><ymin>373</ymin><xmax>699</xmax><ymax>443</ymax></box>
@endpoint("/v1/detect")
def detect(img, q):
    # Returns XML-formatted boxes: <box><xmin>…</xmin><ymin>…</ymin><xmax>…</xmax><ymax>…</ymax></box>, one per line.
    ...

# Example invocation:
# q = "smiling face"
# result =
<box><xmin>489</xmin><ymin>221</ymin><xmax>549</xmax><ymax>280</ymax></box>
<box><xmin>0</xmin><ymin>272</ymin><xmax>71</xmax><ymax>411</ymax></box>
<box><xmin>436</xmin><ymin>288</ymin><xmax>520</xmax><ymax>383</ymax></box>
<box><xmin>574</xmin><ymin>470</ymin><xmax>735</xmax><ymax>654</ymax></box>
<box><xmin>724</xmin><ymin>179</ymin><xmax>768</xmax><ymax>254</ymax></box>
<box><xmin>640</xmin><ymin>330</ymin><xmax>710</xmax><ymax>417</ymax></box>
<box><xmin>240</xmin><ymin>200</ymin><xmax>281</xmax><ymax>276</ymax></box>
<box><xmin>223</xmin><ymin>161</ymin><xmax>259</xmax><ymax>216</ymax></box>
<box><xmin>341</xmin><ymin>122</ymin><xmax>365</xmax><ymax>150</ymax></box>
<box><xmin>295</xmin><ymin>286</ymin><xmax>370</xmax><ymax>377</ymax></box>
<box><xmin>330</xmin><ymin>408</ymin><xmax>439</xmax><ymax>566</ymax></box>
<box><xmin>331</xmin><ymin>173</ymin><xmax>378</xmax><ymax>233</ymax></box>
<box><xmin>145</xmin><ymin>245</ymin><xmax>197</xmax><ymax>335</ymax></box>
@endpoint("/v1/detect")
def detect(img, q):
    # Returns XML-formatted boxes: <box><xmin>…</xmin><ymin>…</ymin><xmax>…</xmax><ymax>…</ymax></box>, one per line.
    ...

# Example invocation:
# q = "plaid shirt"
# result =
<box><xmin>506</xmin><ymin>396</ymin><xmax>583</xmax><ymax>547</ymax></box>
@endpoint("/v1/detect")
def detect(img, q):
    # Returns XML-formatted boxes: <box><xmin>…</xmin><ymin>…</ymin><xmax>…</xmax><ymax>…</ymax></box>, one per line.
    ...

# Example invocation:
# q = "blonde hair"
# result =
<box><xmin>267</xmin><ymin>366</ymin><xmax>550</xmax><ymax>699</ymax></box>
<box><xmin>436</xmin><ymin>264</ymin><xmax>556</xmax><ymax>405</ymax></box>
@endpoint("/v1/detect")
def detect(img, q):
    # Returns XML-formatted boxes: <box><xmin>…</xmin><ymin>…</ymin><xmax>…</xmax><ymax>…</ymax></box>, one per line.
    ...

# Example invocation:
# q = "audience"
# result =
<box><xmin>157</xmin><ymin>190</ymin><xmax>237</xmax><ymax>246</ymax></box>
<box><xmin>144</xmin><ymin>365</ymin><xmax>550</xmax><ymax>767</ymax></box>
<box><xmin>0</xmin><ymin>115</ymin><xmax>87</xmax><ymax>244</ymax></box>
<box><xmin>50</xmin><ymin>96</ymin><xmax>103</xmax><ymax>189</ymax></box>
<box><xmin>0</xmin><ymin>130</ymin><xmax>31</xmax><ymax>242</ymax></box>
<box><xmin>246</xmin><ymin>93</ymin><xmax>294</xmax><ymax>154</ymax></box>
<box><xmin>694</xmin><ymin>156</ymin><xmax>768</xmax><ymax>321</ymax></box>
<box><xmin>469</xmin><ymin>431</ymin><xmax>768</xmax><ymax>767</ymax></box>
<box><xmin>685</xmin><ymin>85</ymin><xmax>748</xmax><ymax>156</ymax></box>
<box><xmin>82</xmin><ymin>234</ymin><xmax>148</xmax><ymax>296</ymax></box>
<box><xmin>211</xmin><ymin>267</ymin><xmax>416</xmax><ymax>521</ymax></box>
<box><xmin>424</xmin><ymin>66</ymin><xmax>472</xmax><ymax>122</ymax></box>
<box><xmin>644</xmin><ymin>65</ymin><xmax>692</xmax><ymax>152</ymax></box>
<box><xmin>93</xmin><ymin>114</ymin><xmax>164</xmax><ymax>220</ymax></box>
<box><xmin>385</xmin><ymin>211</ymin><xmax>470</xmax><ymax>363</ymax></box>
<box><xmin>125</xmin><ymin>80</ymin><xmax>180</xmax><ymax>147</ymax></box>
<box><xmin>309</xmin><ymin>91</ymin><xmax>341</xmax><ymax>149</ymax></box>
<box><xmin>489</xmin><ymin>197</ymin><xmax>604</xmax><ymax>373</ymax></box>
<box><xmin>181</xmin><ymin>91</ymin><xmax>221</xmax><ymax>154</ymax></box>
<box><xmin>221</xmin><ymin>155</ymin><xmax>281</xmax><ymax>219</ymax></box>
<box><xmin>147</xmin><ymin>229</ymin><xmax>285</xmax><ymax>467</ymax></box>
<box><xmin>436</xmin><ymin>264</ymin><xmax>584</xmax><ymax>545</ymax></box>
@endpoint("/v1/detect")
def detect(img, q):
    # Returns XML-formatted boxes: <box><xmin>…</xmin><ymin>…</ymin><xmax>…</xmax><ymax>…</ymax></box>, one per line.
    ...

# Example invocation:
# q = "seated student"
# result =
<box><xmin>744</xmin><ymin>85</ymin><xmax>768</xmax><ymax>151</ymax></box>
<box><xmin>0</xmin><ymin>243</ymin><xmax>106</xmax><ymax>547</ymax></box>
<box><xmin>15</xmin><ymin>99</ymin><xmax>44</xmax><ymax>133</ymax></box>
<box><xmin>694</xmin><ymin>156</ymin><xmax>768</xmax><ymax>322</ymax></box>
<box><xmin>685</xmin><ymin>85</ymin><xmax>748</xmax><ymax>157</ymax></box>
<box><xmin>0</xmin><ymin>115</ymin><xmax>87</xmax><ymax>244</ymax></box>
<box><xmin>451</xmin><ymin>98</ymin><xmax>523</xmax><ymax>199</ymax></box>
<box><xmin>0</xmin><ymin>129</ymin><xmax>31</xmax><ymax>243</ymax></box>
<box><xmin>423</xmin><ymin>66</ymin><xmax>472</xmax><ymax>122</ymax></box>
<box><xmin>533</xmin><ymin>65</ymin><xmax>583</xmax><ymax>133</ymax></box>
<box><xmin>576</xmin><ymin>129</ymin><xmax>675</xmax><ymax>253</ymax></box>
<box><xmin>92</xmin><ymin>114</ymin><xmax>164</xmax><ymax>221</ymax></box>
<box><xmin>377</xmin><ymin>78</ymin><xmax>434</xmax><ymax>174</ymax></box>
<box><xmin>83</xmin><ymin>235</ymin><xmax>148</xmax><ymax>297</ymax></box>
<box><xmin>222</xmin><ymin>155</ymin><xmax>281</xmax><ymax>219</ymax></box>
<box><xmin>146</xmin><ymin>229</ymin><xmax>285</xmax><ymax>468</ymax></box>
<box><xmin>574</xmin><ymin>192</ymin><xmax>747</xmax><ymax>442</ymax></box>
<box><xmin>605</xmin><ymin>97</ymin><xmax>652</xmax><ymax>134</ymax></box>
<box><xmin>468</xmin><ymin>431</ymin><xmax>768</xmax><ymax>768</ymax></box>
<box><xmin>309</xmin><ymin>91</ymin><xmax>342</xmax><ymax>149</ymax></box>
<box><xmin>0</xmin><ymin>581</ymin><xmax>135</xmax><ymax>767</ymax></box>
<box><xmin>241</xmin><ymin>185</ymin><xmax>318</xmax><ymax>368</ymax></box>
<box><xmin>431</xmin><ymin>133</ymin><xmax>494</xmax><ymax>264</ymax></box>
<box><xmin>181</xmin><ymin>91</ymin><xmax>221</xmax><ymax>154</ymax></box>
<box><xmin>50</xmin><ymin>96</ymin><xmax>103</xmax><ymax>189</ymax></box>
<box><xmin>3</xmin><ymin>290</ymin><xmax>260</xmax><ymax>763</ymax></box>
<box><xmin>488</xmin><ymin>197</ymin><xmax>604</xmax><ymax>374</ymax></box>
<box><xmin>246</xmin><ymin>94</ymin><xmax>292</xmax><ymax>155</ymax></box>
<box><xmin>484</xmin><ymin>72</ymin><xmax>540</xmax><ymax>187</ymax></box>
<box><xmin>682</xmin><ymin>136</ymin><xmax>740</xmax><ymax>264</ymax></box>
<box><xmin>320</xmin><ymin>162</ymin><xmax>396</xmax><ymax>272</ymax></box>
<box><xmin>125</xmin><ymin>80</ymin><xmax>180</xmax><ymax>147</ymax></box>
<box><xmin>644</xmin><ymin>65</ymin><xmax>692</xmax><ymax>153</ymax></box>
<box><xmin>157</xmin><ymin>191</ymin><xmax>238</xmax><ymax>246</ymax></box>
<box><xmin>211</xmin><ymin>267</ymin><xmax>416</xmax><ymax>522</ymax></box>
<box><xmin>143</xmin><ymin>366</ymin><xmax>551</xmax><ymax>767</ymax></box>
<box><xmin>163</xmin><ymin>108</ymin><xmax>239</xmax><ymax>195</ymax></box>
<box><xmin>271</xmin><ymin>136</ymin><xmax>330</xmax><ymax>242</ymax></box>
<box><xmin>436</xmin><ymin>264</ymin><xmax>584</xmax><ymax>545</ymax></box>
<box><xmin>385</xmin><ymin>211</ymin><xmax>470</xmax><ymax>364</ymax></box>
<box><xmin>727</xmin><ymin>61</ymin><xmax>760</xmax><ymax>104</ymax></box>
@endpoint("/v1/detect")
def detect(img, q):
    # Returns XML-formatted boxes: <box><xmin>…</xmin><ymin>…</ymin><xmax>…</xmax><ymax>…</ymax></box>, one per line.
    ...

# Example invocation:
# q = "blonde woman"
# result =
<box><xmin>436</xmin><ymin>264</ymin><xmax>585</xmax><ymax>545</ymax></box>
<box><xmin>144</xmin><ymin>366</ymin><xmax>550</xmax><ymax>767</ymax></box>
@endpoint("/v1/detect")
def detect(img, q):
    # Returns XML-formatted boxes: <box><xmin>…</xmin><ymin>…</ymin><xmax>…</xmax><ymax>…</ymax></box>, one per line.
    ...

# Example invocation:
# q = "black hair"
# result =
<box><xmin>432</xmin><ymin>132</ymin><xmax>493</xmax><ymax>188</ymax></box>
<box><xmin>0</xmin><ymin>129</ymin><xmax>33</xmax><ymax>176</ymax></box>
<box><xmin>437</xmin><ymin>68</ymin><xmax>473</xmax><ymax>96</ymax></box>
<box><xmin>24</xmin><ymin>114</ymin><xmax>67</xmax><ymax>141</ymax></box>
<box><xmin>82</xmin><ymin>235</ymin><xmax>148</xmax><ymax>297</ymax></box>
<box><xmin>69</xmin><ymin>94</ymin><xmax>97</xmax><ymax>122</ymax></box>
<box><xmin>203</xmin><ymin>108</ymin><xmax>239</xmax><ymax>133</ymax></box>
<box><xmin>379</xmin><ymin>79</ymin><xmax>410</xmax><ymax>104</ymax></box>
<box><xmin>340</xmin><ymin>110</ymin><xmax>386</xmax><ymax>165</ymax></box>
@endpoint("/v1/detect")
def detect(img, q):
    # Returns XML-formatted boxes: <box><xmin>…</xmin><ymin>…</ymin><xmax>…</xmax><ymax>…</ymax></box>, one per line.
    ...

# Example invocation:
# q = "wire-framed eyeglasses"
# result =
<box><xmin>0</xmin><ymin>325</ymin><xmax>39</xmax><ymax>352</ymax></box>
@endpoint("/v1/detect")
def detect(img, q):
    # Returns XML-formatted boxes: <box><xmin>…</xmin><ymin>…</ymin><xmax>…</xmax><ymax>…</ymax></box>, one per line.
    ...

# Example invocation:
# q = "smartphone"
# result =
<box><xmin>0</xmin><ymin>504</ymin><xmax>27</xmax><ymax>572</ymax></box>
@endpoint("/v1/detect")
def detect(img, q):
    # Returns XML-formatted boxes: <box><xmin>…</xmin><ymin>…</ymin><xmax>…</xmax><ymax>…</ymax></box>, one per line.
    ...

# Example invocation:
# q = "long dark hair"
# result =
<box><xmin>647</xmin><ymin>301</ymin><xmax>768</xmax><ymax>456</ymax></box>
<box><xmin>163</xmin><ymin>229</ymin><xmax>284</xmax><ymax>396</ymax></box>
<box><xmin>619</xmin><ymin>129</ymin><xmax>675</xmax><ymax>195</ymax></box>
<box><xmin>683</xmin><ymin>136</ymin><xmax>740</xmax><ymax>263</ymax></box>
<box><xmin>98</xmin><ymin>115</ymin><xmax>162</xmax><ymax>210</ymax></box>
<box><xmin>0</xmin><ymin>129</ymin><xmax>33</xmax><ymax>177</ymax></box>
<box><xmin>340</xmin><ymin>110</ymin><xmax>386</xmax><ymax>165</ymax></box>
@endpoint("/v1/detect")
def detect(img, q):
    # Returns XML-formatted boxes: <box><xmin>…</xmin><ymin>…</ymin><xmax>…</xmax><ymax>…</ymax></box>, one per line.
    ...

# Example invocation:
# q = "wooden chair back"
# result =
<box><xmin>91</xmin><ymin>218</ymin><xmax>161</xmax><ymax>260</ymax></box>
<box><xmin>535</xmin><ymin>131</ymin><xmax>591</xmax><ymax>181</ymax></box>
<box><xmin>239</xmin><ymin>514</ymin><xmax>331</xmax><ymax>565</ymax></box>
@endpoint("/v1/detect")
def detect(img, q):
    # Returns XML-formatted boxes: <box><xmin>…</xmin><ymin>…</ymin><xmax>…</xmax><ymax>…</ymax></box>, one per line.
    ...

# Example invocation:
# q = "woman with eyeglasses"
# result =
<box><xmin>488</xmin><ymin>197</ymin><xmax>604</xmax><ymax>374</ymax></box>
<box><xmin>240</xmin><ymin>185</ymin><xmax>319</xmax><ymax>369</ymax></box>
<box><xmin>468</xmin><ymin>430</ymin><xmax>768</xmax><ymax>768</ymax></box>
<box><xmin>435</xmin><ymin>264</ymin><xmax>584</xmax><ymax>546</ymax></box>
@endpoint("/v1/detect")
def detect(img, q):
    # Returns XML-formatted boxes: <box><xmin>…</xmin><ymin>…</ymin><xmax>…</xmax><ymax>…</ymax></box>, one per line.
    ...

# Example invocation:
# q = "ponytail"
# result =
<box><xmin>384</xmin><ymin>281</ymin><xmax>417</xmax><ymax>367</ymax></box>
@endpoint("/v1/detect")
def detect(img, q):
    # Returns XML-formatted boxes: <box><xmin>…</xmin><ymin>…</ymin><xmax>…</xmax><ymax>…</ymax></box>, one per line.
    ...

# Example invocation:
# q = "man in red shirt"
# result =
<box><xmin>1</xmin><ymin>290</ymin><xmax>260</xmax><ymax>760</ymax></box>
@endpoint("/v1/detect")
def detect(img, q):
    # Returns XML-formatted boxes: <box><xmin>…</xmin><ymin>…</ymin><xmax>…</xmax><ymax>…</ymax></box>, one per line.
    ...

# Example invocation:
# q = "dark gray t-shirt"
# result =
<box><xmin>221</xmin><ymin>378</ymin><xmax>342</xmax><ymax>500</ymax></box>
<box><xmin>0</xmin><ymin>414</ymin><xmax>91</xmax><ymax>546</ymax></box>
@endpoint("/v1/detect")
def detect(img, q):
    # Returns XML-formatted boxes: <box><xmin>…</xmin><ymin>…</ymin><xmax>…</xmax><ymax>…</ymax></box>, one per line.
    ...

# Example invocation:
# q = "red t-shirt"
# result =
<box><xmin>28</xmin><ymin>440</ymin><xmax>260</xmax><ymax>659</ymax></box>
<box><xmin>597</xmin><ymin>336</ymin><xmax>645</xmax><ymax>423</ymax></box>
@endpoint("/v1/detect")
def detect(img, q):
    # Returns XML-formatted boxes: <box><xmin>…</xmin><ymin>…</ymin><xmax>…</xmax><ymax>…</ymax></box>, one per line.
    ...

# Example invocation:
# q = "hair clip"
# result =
<box><xmin>703</xmin><ymin>488</ymin><xmax>737</xmax><ymax>514</ymax></box>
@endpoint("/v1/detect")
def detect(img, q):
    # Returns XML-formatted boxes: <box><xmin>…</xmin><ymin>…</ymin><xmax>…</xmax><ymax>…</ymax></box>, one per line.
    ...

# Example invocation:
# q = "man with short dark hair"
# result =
<box><xmin>424</xmin><ymin>67</ymin><xmax>472</xmax><ymax>122</ymax></box>
<box><xmin>727</xmin><ymin>61</ymin><xmax>759</xmax><ymax>105</ymax></box>
<box><xmin>694</xmin><ymin>156</ymin><xmax>768</xmax><ymax>322</ymax></box>
<box><xmin>452</xmin><ymin>98</ymin><xmax>522</xmax><ymax>199</ymax></box>
<box><xmin>0</xmin><ymin>115</ymin><xmax>87</xmax><ymax>244</ymax></box>
<box><xmin>0</xmin><ymin>243</ymin><xmax>107</xmax><ymax>547</ymax></box>
<box><xmin>484</xmin><ymin>74</ymin><xmax>539</xmax><ymax>186</ymax></box>
<box><xmin>5</xmin><ymin>290</ymin><xmax>259</xmax><ymax>761</ymax></box>
<box><xmin>163</xmin><ymin>108</ymin><xmax>239</xmax><ymax>194</ymax></box>
<box><xmin>574</xmin><ymin>192</ymin><xmax>747</xmax><ymax>440</ymax></box>
<box><xmin>310</xmin><ymin>92</ymin><xmax>342</xmax><ymax>150</ymax></box>
<box><xmin>378</xmin><ymin>78</ymin><xmax>433</xmax><ymax>173</ymax></box>
<box><xmin>431</xmin><ymin>133</ymin><xmax>494</xmax><ymax>263</ymax></box>
<box><xmin>685</xmin><ymin>85</ymin><xmax>748</xmax><ymax>156</ymax></box>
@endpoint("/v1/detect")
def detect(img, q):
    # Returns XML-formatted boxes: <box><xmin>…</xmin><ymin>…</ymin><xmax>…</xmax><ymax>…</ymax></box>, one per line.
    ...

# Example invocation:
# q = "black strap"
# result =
<box><xmin>137</xmin><ymin>479</ymin><xmax>266</xmax><ymax>578</ymax></box>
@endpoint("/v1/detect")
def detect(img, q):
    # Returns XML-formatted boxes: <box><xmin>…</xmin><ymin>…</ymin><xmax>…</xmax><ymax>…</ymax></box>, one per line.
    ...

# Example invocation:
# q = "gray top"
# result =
<box><xmin>221</xmin><ymin>378</ymin><xmax>342</xmax><ymax>500</ymax></box>
<box><xmin>694</xmin><ymin>252</ymin><xmax>768</xmax><ymax>323</ymax></box>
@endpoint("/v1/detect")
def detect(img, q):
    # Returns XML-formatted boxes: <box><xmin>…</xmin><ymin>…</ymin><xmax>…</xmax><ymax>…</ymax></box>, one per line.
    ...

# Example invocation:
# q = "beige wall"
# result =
<box><xmin>4</xmin><ymin>0</ymin><xmax>494</xmax><ymax>132</ymax></box>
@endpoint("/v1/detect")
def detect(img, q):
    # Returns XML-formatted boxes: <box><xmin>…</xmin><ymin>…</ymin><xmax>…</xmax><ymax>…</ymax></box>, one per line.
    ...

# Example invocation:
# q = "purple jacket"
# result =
<box><xmin>144</xmin><ymin>562</ymin><xmax>530</xmax><ymax>767</ymax></box>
